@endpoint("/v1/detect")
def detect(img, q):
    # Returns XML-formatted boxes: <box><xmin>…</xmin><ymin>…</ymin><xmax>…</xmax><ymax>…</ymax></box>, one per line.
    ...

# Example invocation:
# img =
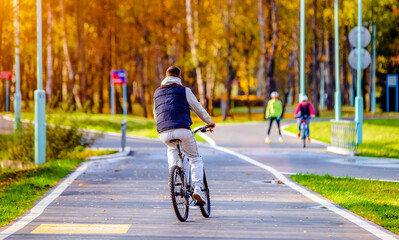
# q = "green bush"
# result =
<box><xmin>7</xmin><ymin>120</ymin><xmax>98</xmax><ymax>162</ymax></box>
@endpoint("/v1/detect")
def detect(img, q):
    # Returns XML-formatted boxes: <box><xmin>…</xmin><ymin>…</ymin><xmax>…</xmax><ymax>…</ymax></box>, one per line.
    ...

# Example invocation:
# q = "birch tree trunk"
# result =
<box><xmin>78</xmin><ymin>0</ymin><xmax>86</xmax><ymax>105</ymax></box>
<box><xmin>136</xmin><ymin>45</ymin><xmax>148</xmax><ymax>118</ymax></box>
<box><xmin>60</xmin><ymin>0</ymin><xmax>82</xmax><ymax>109</ymax></box>
<box><xmin>283</xmin><ymin>41</ymin><xmax>297</xmax><ymax>117</ymax></box>
<box><xmin>206</xmin><ymin>63</ymin><xmax>215</xmax><ymax>116</ymax></box>
<box><xmin>311</xmin><ymin>0</ymin><xmax>320</xmax><ymax>116</ymax></box>
<box><xmin>46</xmin><ymin>0</ymin><xmax>53</xmax><ymax>103</ymax></box>
<box><xmin>221</xmin><ymin>0</ymin><xmax>235</xmax><ymax>121</ymax></box>
<box><xmin>185</xmin><ymin>0</ymin><xmax>206</xmax><ymax>107</ymax></box>
<box><xmin>256</xmin><ymin>0</ymin><xmax>265</xmax><ymax>97</ymax></box>
<box><xmin>264</xmin><ymin>0</ymin><xmax>278</xmax><ymax>109</ymax></box>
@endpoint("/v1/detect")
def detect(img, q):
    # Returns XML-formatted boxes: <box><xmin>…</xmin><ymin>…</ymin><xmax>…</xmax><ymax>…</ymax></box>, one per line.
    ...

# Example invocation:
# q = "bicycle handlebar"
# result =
<box><xmin>193</xmin><ymin>124</ymin><xmax>215</xmax><ymax>133</ymax></box>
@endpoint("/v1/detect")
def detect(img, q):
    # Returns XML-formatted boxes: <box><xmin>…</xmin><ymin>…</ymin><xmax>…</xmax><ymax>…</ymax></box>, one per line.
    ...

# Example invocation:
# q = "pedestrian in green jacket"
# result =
<box><xmin>265</xmin><ymin>91</ymin><xmax>283</xmax><ymax>143</ymax></box>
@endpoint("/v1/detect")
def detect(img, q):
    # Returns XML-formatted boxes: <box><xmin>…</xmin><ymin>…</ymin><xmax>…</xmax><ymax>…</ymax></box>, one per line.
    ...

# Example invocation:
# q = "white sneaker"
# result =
<box><xmin>192</xmin><ymin>186</ymin><xmax>206</xmax><ymax>203</ymax></box>
<box><xmin>264</xmin><ymin>136</ymin><xmax>271</xmax><ymax>143</ymax></box>
<box><xmin>279</xmin><ymin>137</ymin><xmax>284</xmax><ymax>143</ymax></box>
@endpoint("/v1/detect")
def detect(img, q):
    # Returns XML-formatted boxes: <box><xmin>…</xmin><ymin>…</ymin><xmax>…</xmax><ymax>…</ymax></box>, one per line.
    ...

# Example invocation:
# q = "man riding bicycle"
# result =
<box><xmin>294</xmin><ymin>95</ymin><xmax>315</xmax><ymax>141</ymax></box>
<box><xmin>153</xmin><ymin>66</ymin><xmax>215</xmax><ymax>203</ymax></box>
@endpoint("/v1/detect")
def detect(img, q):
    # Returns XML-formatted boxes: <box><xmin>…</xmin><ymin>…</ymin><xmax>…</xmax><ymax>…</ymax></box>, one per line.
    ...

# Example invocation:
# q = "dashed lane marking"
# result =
<box><xmin>30</xmin><ymin>224</ymin><xmax>131</xmax><ymax>234</ymax></box>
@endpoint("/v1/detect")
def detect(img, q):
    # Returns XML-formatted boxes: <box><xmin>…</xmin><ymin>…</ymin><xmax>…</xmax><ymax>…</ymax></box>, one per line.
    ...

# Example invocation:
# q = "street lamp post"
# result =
<box><xmin>355</xmin><ymin>0</ymin><xmax>363</xmax><ymax>144</ymax></box>
<box><xmin>334</xmin><ymin>0</ymin><xmax>341</xmax><ymax>120</ymax></box>
<box><xmin>14</xmin><ymin>0</ymin><xmax>22</xmax><ymax>132</ymax></box>
<box><xmin>299</xmin><ymin>0</ymin><xmax>305</xmax><ymax>101</ymax></box>
<box><xmin>35</xmin><ymin>0</ymin><xmax>46</xmax><ymax>165</ymax></box>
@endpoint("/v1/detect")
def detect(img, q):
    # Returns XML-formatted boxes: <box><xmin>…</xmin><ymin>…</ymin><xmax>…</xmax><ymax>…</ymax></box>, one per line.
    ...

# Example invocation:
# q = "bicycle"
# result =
<box><xmin>168</xmin><ymin>125</ymin><xmax>212</xmax><ymax>222</ymax></box>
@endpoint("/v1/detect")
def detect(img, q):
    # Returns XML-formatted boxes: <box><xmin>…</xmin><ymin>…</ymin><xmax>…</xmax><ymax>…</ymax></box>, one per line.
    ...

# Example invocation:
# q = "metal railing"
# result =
<box><xmin>330</xmin><ymin>120</ymin><xmax>357</xmax><ymax>151</ymax></box>
<box><xmin>121</xmin><ymin>120</ymin><xmax>127</xmax><ymax>152</ymax></box>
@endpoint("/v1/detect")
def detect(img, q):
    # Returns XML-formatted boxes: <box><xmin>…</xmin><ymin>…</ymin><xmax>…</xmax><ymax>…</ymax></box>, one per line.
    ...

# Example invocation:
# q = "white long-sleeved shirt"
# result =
<box><xmin>153</xmin><ymin>76</ymin><xmax>212</xmax><ymax>125</ymax></box>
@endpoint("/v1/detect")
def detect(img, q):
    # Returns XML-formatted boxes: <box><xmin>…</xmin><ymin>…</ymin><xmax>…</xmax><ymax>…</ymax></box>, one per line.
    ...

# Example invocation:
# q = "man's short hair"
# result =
<box><xmin>166</xmin><ymin>66</ymin><xmax>181</xmax><ymax>77</ymax></box>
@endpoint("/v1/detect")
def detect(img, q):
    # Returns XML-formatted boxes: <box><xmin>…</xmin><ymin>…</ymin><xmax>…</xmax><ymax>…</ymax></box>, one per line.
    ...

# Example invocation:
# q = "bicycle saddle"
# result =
<box><xmin>169</xmin><ymin>139</ymin><xmax>182</xmax><ymax>143</ymax></box>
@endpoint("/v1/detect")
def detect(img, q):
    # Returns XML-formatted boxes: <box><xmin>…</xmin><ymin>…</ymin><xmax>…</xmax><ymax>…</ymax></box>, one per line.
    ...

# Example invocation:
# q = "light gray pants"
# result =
<box><xmin>159</xmin><ymin>128</ymin><xmax>203</xmax><ymax>188</ymax></box>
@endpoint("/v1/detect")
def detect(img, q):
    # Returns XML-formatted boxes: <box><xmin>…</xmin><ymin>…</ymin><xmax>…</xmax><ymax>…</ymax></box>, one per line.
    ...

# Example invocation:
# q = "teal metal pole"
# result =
<box><xmin>6</xmin><ymin>80</ymin><xmax>9</xmax><ymax>112</ymax></box>
<box><xmin>14</xmin><ymin>0</ymin><xmax>21</xmax><ymax>132</ymax></box>
<box><xmin>350</xmin><ymin>67</ymin><xmax>354</xmax><ymax>106</ymax></box>
<box><xmin>371</xmin><ymin>23</ymin><xmax>376</xmax><ymax>114</ymax></box>
<box><xmin>35</xmin><ymin>0</ymin><xmax>46</xmax><ymax>165</ymax></box>
<box><xmin>334</xmin><ymin>0</ymin><xmax>341</xmax><ymax>120</ymax></box>
<box><xmin>320</xmin><ymin>62</ymin><xmax>325</xmax><ymax>110</ymax></box>
<box><xmin>299</xmin><ymin>0</ymin><xmax>305</xmax><ymax>101</ymax></box>
<box><xmin>123</xmin><ymin>84</ymin><xmax>127</xmax><ymax>116</ymax></box>
<box><xmin>355</xmin><ymin>0</ymin><xmax>363</xmax><ymax>144</ymax></box>
<box><xmin>110</xmin><ymin>71</ymin><xmax>115</xmax><ymax>115</ymax></box>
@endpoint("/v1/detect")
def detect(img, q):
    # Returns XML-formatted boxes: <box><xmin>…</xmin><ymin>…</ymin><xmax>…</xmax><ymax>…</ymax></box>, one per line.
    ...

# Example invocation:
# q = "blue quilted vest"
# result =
<box><xmin>154</xmin><ymin>84</ymin><xmax>192</xmax><ymax>133</ymax></box>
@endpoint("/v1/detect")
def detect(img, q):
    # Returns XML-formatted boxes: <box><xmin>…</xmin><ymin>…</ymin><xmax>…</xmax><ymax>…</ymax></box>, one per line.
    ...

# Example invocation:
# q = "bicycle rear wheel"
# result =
<box><xmin>301</xmin><ymin>124</ymin><xmax>306</xmax><ymax>148</ymax></box>
<box><xmin>199</xmin><ymin>170</ymin><xmax>211</xmax><ymax>218</ymax></box>
<box><xmin>169</xmin><ymin>165</ymin><xmax>189</xmax><ymax>221</ymax></box>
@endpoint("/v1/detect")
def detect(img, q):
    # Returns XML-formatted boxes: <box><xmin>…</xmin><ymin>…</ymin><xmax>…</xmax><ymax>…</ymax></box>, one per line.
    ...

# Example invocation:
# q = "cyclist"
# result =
<box><xmin>153</xmin><ymin>66</ymin><xmax>215</xmax><ymax>203</ymax></box>
<box><xmin>264</xmin><ymin>91</ymin><xmax>283</xmax><ymax>143</ymax></box>
<box><xmin>294</xmin><ymin>95</ymin><xmax>315</xmax><ymax>141</ymax></box>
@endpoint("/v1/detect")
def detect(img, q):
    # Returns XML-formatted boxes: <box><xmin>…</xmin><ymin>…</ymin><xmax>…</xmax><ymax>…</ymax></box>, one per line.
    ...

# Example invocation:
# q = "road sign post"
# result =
<box><xmin>350</xmin><ymin>67</ymin><xmax>354</xmax><ymax>106</ymax></box>
<box><xmin>371</xmin><ymin>24</ymin><xmax>376</xmax><ymax>114</ymax></box>
<box><xmin>110</xmin><ymin>70</ymin><xmax>127</xmax><ymax>116</ymax></box>
<box><xmin>35</xmin><ymin>0</ymin><xmax>46</xmax><ymax>165</ymax></box>
<box><xmin>6</xmin><ymin>79</ymin><xmax>9</xmax><ymax>112</ymax></box>
<box><xmin>110</xmin><ymin>75</ymin><xmax>115</xmax><ymax>115</ymax></box>
<box><xmin>123</xmin><ymin>84</ymin><xmax>127</xmax><ymax>116</ymax></box>
<box><xmin>355</xmin><ymin>0</ymin><xmax>363</xmax><ymax>144</ymax></box>
<box><xmin>348</xmin><ymin>22</ymin><xmax>371</xmax><ymax>145</ymax></box>
<box><xmin>386</xmin><ymin>74</ymin><xmax>398</xmax><ymax>112</ymax></box>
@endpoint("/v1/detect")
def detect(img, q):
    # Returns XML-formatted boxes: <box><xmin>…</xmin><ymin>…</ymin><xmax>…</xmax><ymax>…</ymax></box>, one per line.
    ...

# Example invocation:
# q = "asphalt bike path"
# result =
<box><xmin>209</xmin><ymin>121</ymin><xmax>399</xmax><ymax>181</ymax></box>
<box><xmin>0</xmin><ymin>123</ymin><xmax>398</xmax><ymax>239</ymax></box>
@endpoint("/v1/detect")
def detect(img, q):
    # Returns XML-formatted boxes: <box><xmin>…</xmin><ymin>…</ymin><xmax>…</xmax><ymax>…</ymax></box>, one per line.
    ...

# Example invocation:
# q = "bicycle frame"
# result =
<box><xmin>300</xmin><ymin>119</ymin><xmax>308</xmax><ymax>140</ymax></box>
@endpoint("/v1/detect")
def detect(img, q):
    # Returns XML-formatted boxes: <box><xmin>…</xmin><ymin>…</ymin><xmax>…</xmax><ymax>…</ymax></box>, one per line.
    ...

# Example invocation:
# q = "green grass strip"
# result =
<box><xmin>291</xmin><ymin>173</ymin><xmax>399</xmax><ymax>234</ymax></box>
<box><xmin>0</xmin><ymin>159</ymin><xmax>84</xmax><ymax>227</ymax></box>
<box><xmin>285</xmin><ymin>119</ymin><xmax>399</xmax><ymax>159</ymax></box>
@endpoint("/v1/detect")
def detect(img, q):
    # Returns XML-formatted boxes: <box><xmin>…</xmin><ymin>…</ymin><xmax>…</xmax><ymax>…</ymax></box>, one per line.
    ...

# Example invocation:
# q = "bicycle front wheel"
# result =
<box><xmin>169</xmin><ymin>165</ymin><xmax>189</xmax><ymax>221</ymax></box>
<box><xmin>199</xmin><ymin>170</ymin><xmax>211</xmax><ymax>218</ymax></box>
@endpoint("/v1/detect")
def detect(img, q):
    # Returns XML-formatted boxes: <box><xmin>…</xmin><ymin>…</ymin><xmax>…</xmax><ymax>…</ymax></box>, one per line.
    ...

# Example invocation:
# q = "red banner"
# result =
<box><xmin>0</xmin><ymin>71</ymin><xmax>12</xmax><ymax>80</ymax></box>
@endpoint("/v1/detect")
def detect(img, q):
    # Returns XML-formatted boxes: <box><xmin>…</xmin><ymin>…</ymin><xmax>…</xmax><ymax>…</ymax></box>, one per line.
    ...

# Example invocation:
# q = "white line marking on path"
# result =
<box><xmin>0</xmin><ymin>162</ymin><xmax>89</xmax><ymax>240</ymax></box>
<box><xmin>198</xmin><ymin>132</ymin><xmax>397</xmax><ymax>240</ymax></box>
